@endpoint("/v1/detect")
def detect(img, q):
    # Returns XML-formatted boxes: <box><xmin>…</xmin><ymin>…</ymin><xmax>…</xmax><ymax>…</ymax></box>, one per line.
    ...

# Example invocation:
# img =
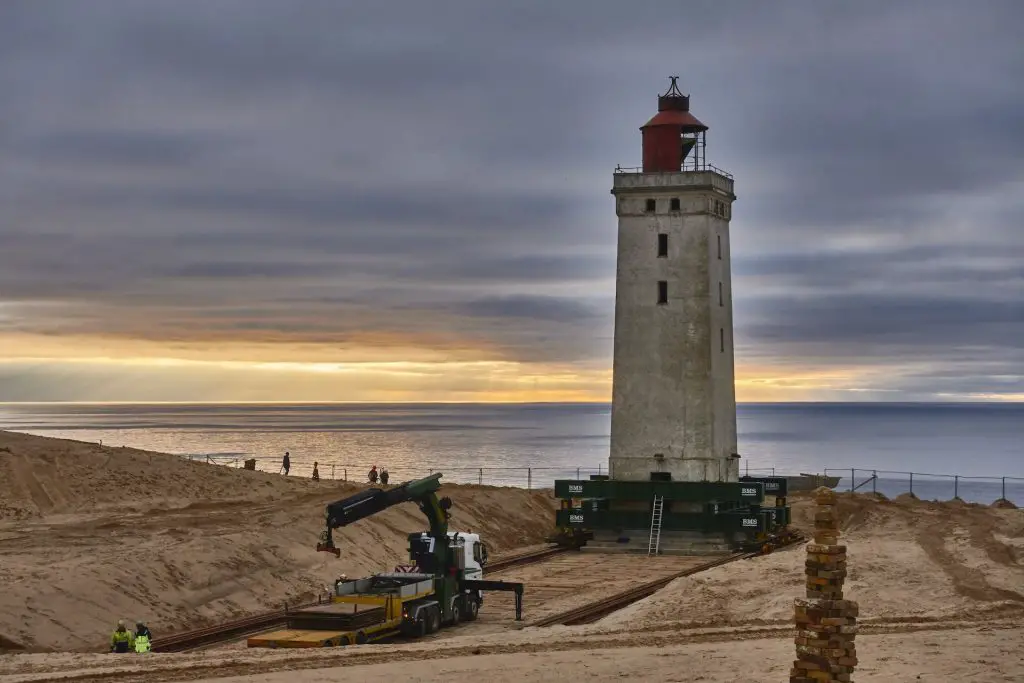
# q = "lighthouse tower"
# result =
<box><xmin>608</xmin><ymin>78</ymin><xmax>739</xmax><ymax>484</ymax></box>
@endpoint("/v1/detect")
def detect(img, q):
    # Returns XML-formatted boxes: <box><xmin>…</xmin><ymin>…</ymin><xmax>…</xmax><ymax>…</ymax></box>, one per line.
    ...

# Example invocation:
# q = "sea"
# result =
<box><xmin>1</xmin><ymin>402</ymin><xmax>1022</xmax><ymax>505</ymax></box>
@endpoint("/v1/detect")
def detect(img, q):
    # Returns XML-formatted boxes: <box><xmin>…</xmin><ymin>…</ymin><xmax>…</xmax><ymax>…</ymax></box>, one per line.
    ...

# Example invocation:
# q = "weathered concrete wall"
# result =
<box><xmin>608</xmin><ymin>170</ymin><xmax>738</xmax><ymax>483</ymax></box>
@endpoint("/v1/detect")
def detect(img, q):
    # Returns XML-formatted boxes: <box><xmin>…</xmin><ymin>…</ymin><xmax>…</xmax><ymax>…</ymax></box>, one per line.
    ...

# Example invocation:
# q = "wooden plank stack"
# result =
<box><xmin>790</xmin><ymin>487</ymin><xmax>858</xmax><ymax>683</ymax></box>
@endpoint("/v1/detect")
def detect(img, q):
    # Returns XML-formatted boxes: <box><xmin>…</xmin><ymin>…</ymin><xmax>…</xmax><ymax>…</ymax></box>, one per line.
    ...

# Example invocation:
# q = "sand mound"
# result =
<box><xmin>0</xmin><ymin>431</ymin><xmax>558</xmax><ymax>652</ymax></box>
<box><xmin>597</xmin><ymin>492</ymin><xmax>1024</xmax><ymax>631</ymax></box>
<box><xmin>992</xmin><ymin>498</ymin><xmax>1019</xmax><ymax>510</ymax></box>
<box><xmin>0</xmin><ymin>430</ymin><xmax>323</xmax><ymax>520</ymax></box>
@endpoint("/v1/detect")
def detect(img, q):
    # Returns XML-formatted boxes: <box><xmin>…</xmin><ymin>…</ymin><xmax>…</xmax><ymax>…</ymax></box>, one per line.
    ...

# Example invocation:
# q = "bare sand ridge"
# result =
<box><xmin>0</xmin><ymin>430</ymin><xmax>558</xmax><ymax>652</ymax></box>
<box><xmin>595</xmin><ymin>491</ymin><xmax>1024</xmax><ymax>632</ymax></box>
<box><xmin>2</xmin><ymin>430</ymin><xmax>1023</xmax><ymax>681</ymax></box>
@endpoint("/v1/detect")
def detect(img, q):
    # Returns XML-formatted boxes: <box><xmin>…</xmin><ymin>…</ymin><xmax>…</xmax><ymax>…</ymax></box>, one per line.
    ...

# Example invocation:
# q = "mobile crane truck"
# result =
<box><xmin>248</xmin><ymin>473</ymin><xmax>524</xmax><ymax>648</ymax></box>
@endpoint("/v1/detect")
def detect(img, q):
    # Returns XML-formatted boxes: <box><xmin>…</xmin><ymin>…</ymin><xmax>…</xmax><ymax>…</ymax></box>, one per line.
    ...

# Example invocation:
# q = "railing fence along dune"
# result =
<box><xmin>822</xmin><ymin>467</ymin><xmax>1022</xmax><ymax>506</ymax></box>
<box><xmin>180</xmin><ymin>454</ymin><xmax>1024</xmax><ymax>506</ymax></box>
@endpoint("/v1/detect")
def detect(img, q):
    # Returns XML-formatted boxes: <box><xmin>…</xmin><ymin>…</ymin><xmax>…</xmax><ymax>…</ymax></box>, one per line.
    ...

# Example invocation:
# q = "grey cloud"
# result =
<box><xmin>1</xmin><ymin>0</ymin><xmax>1023</xmax><ymax>397</ymax></box>
<box><xmin>12</xmin><ymin>129</ymin><xmax>230</xmax><ymax>168</ymax></box>
<box><xmin>455</xmin><ymin>296</ymin><xmax>602</xmax><ymax>323</ymax></box>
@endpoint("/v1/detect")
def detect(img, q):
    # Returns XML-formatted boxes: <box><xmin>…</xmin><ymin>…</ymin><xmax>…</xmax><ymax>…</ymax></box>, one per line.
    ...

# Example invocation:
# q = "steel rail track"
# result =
<box><xmin>148</xmin><ymin>545</ymin><xmax>570</xmax><ymax>653</ymax></box>
<box><xmin>529</xmin><ymin>534</ymin><xmax>806</xmax><ymax>627</ymax></box>
<box><xmin>484</xmin><ymin>545</ymin><xmax>574</xmax><ymax>574</ymax></box>
<box><xmin>150</xmin><ymin>602</ymin><xmax>320</xmax><ymax>653</ymax></box>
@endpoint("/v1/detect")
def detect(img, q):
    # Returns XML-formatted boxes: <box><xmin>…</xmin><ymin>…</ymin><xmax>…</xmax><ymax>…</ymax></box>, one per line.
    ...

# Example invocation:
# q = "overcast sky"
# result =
<box><xmin>1</xmin><ymin>0</ymin><xmax>1022</xmax><ymax>402</ymax></box>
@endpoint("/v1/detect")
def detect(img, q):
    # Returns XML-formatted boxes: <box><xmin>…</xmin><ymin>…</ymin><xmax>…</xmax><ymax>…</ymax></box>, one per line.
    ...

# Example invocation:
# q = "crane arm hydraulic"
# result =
<box><xmin>316</xmin><ymin>473</ymin><xmax>453</xmax><ymax>559</ymax></box>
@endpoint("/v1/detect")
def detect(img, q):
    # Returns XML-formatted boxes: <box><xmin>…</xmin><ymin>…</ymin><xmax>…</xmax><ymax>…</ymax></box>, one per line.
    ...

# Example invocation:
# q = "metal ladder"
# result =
<box><xmin>647</xmin><ymin>495</ymin><xmax>664</xmax><ymax>556</ymax></box>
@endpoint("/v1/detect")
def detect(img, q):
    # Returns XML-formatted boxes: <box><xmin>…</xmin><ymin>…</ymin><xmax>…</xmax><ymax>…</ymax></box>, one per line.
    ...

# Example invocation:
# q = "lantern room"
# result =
<box><xmin>641</xmin><ymin>77</ymin><xmax>709</xmax><ymax>173</ymax></box>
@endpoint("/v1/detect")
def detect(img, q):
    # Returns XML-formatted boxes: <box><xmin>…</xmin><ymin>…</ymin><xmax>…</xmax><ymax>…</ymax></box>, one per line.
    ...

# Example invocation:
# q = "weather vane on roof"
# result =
<box><xmin>663</xmin><ymin>76</ymin><xmax>685</xmax><ymax>98</ymax></box>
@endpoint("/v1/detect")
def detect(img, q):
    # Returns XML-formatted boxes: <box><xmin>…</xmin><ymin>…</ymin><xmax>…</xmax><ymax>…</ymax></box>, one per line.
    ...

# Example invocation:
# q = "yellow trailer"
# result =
<box><xmin>248</xmin><ymin>574</ymin><xmax>439</xmax><ymax>648</ymax></box>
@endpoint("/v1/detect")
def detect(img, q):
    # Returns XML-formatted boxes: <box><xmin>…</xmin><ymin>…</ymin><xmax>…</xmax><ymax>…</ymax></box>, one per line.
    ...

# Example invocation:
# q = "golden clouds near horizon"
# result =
<box><xmin>0</xmin><ymin>330</ymin><xmax>892</xmax><ymax>403</ymax></box>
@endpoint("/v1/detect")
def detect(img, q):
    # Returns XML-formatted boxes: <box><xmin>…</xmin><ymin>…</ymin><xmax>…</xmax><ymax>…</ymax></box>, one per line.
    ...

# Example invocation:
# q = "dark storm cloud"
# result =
<box><xmin>1</xmin><ymin>0</ymin><xmax>1023</xmax><ymax>396</ymax></box>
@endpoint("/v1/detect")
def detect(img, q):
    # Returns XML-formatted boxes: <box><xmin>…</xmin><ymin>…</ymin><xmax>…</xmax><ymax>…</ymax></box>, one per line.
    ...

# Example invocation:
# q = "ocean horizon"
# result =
<box><xmin>2</xmin><ymin>401</ymin><xmax>1022</xmax><ymax>504</ymax></box>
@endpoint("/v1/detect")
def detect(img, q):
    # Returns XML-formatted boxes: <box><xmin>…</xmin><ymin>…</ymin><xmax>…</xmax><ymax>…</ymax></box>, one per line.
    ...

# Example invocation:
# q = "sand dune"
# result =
<box><xmin>596</xmin><ymin>491</ymin><xmax>1024</xmax><ymax>631</ymax></box>
<box><xmin>0</xmin><ymin>430</ymin><xmax>558</xmax><ymax>652</ymax></box>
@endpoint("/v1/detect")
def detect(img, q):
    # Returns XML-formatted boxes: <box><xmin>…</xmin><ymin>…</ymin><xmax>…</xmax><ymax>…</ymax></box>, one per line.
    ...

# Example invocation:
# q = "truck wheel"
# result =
<box><xmin>415</xmin><ymin>614</ymin><xmax>427</xmax><ymax>638</ymax></box>
<box><xmin>465</xmin><ymin>597</ymin><xmax>479</xmax><ymax>621</ymax></box>
<box><xmin>427</xmin><ymin>606</ymin><xmax>441</xmax><ymax>633</ymax></box>
<box><xmin>355</xmin><ymin>631</ymin><xmax>368</xmax><ymax>645</ymax></box>
<box><xmin>449</xmin><ymin>600</ymin><xmax>461</xmax><ymax>626</ymax></box>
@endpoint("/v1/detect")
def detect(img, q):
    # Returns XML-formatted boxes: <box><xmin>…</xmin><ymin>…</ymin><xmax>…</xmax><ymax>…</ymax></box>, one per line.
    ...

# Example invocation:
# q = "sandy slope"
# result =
<box><xmin>594</xmin><ymin>492</ymin><xmax>1024</xmax><ymax>632</ymax></box>
<box><xmin>0</xmin><ymin>430</ymin><xmax>558</xmax><ymax>652</ymax></box>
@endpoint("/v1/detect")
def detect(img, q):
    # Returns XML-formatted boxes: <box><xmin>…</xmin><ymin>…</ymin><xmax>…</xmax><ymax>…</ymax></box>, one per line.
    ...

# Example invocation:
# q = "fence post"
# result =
<box><xmin>909</xmin><ymin>472</ymin><xmax>914</xmax><ymax>496</ymax></box>
<box><xmin>745</xmin><ymin>461</ymin><xmax>749</xmax><ymax>476</ymax></box>
<box><xmin>771</xmin><ymin>467</ymin><xmax>775</xmax><ymax>476</ymax></box>
<box><xmin>344</xmin><ymin>468</ymin><xmax>347</xmax><ymax>482</ymax></box>
<box><xmin>527</xmin><ymin>468</ymin><xmax>532</xmax><ymax>490</ymax></box>
<box><xmin>478</xmin><ymin>468</ymin><xmax>483</xmax><ymax>485</ymax></box>
<box><xmin>1002</xmin><ymin>477</ymin><xmax>1006</xmax><ymax>500</ymax></box>
<box><xmin>576</xmin><ymin>467</ymin><xmax>580</xmax><ymax>480</ymax></box>
<box><xmin>850</xmin><ymin>468</ymin><xmax>855</xmax><ymax>492</ymax></box>
<box><xmin>331</xmin><ymin>465</ymin><xmax>335</xmax><ymax>479</ymax></box>
<box><xmin>954</xmin><ymin>476</ymin><xmax>959</xmax><ymax>499</ymax></box>
<box><xmin>872</xmin><ymin>470</ymin><xmax>877</xmax><ymax>495</ymax></box>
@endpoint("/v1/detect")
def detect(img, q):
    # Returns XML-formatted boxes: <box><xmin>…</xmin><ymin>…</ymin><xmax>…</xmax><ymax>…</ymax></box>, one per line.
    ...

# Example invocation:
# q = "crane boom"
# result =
<box><xmin>316</xmin><ymin>473</ymin><xmax>453</xmax><ymax>560</ymax></box>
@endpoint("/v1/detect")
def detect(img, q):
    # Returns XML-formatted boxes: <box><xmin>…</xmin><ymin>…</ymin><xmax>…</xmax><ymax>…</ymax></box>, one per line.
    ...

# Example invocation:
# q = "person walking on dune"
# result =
<box><xmin>110</xmin><ymin>620</ymin><xmax>134</xmax><ymax>653</ymax></box>
<box><xmin>312</xmin><ymin>461</ymin><xmax>320</xmax><ymax>481</ymax></box>
<box><xmin>281</xmin><ymin>452</ymin><xmax>290</xmax><ymax>476</ymax></box>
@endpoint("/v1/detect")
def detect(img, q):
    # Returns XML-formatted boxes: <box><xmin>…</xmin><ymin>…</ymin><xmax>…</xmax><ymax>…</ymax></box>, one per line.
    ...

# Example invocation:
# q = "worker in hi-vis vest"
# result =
<box><xmin>110</xmin><ymin>620</ymin><xmax>134</xmax><ymax>653</ymax></box>
<box><xmin>134</xmin><ymin>622</ymin><xmax>153</xmax><ymax>653</ymax></box>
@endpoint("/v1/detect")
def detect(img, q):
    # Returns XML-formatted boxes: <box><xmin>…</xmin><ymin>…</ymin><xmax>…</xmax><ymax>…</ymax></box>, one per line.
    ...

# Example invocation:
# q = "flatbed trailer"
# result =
<box><xmin>249</xmin><ymin>574</ymin><xmax>437</xmax><ymax>648</ymax></box>
<box><xmin>249</xmin><ymin>571</ymin><xmax>523</xmax><ymax>649</ymax></box>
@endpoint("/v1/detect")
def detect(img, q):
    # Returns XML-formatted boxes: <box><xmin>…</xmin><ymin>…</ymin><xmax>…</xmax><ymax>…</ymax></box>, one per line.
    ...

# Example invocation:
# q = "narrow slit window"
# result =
<box><xmin>657</xmin><ymin>233</ymin><xmax>668</xmax><ymax>257</ymax></box>
<box><xmin>657</xmin><ymin>281</ymin><xmax>668</xmax><ymax>304</ymax></box>
<box><xmin>670</xmin><ymin>197</ymin><xmax>680</xmax><ymax>211</ymax></box>
<box><xmin>720</xmin><ymin>328</ymin><xmax>725</xmax><ymax>353</ymax></box>
<box><xmin>717</xmin><ymin>234</ymin><xmax>722</xmax><ymax>260</ymax></box>
<box><xmin>645</xmin><ymin>198</ymin><xmax>656</xmax><ymax>213</ymax></box>
<box><xmin>718</xmin><ymin>282</ymin><xmax>723</xmax><ymax>306</ymax></box>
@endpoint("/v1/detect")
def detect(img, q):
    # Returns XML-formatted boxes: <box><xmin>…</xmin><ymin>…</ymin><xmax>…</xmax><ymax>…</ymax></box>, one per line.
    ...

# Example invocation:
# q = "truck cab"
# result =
<box><xmin>406</xmin><ymin>530</ymin><xmax>488</xmax><ymax>579</ymax></box>
<box><xmin>449</xmin><ymin>531</ymin><xmax>487</xmax><ymax>579</ymax></box>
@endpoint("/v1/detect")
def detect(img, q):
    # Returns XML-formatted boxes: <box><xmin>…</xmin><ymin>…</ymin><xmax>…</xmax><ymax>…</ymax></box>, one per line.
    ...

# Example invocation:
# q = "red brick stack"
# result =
<box><xmin>790</xmin><ymin>487</ymin><xmax>858</xmax><ymax>683</ymax></box>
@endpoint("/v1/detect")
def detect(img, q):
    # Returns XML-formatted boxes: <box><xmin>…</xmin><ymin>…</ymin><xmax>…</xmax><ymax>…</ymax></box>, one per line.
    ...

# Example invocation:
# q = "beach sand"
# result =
<box><xmin>1</xmin><ymin>429</ymin><xmax>1022</xmax><ymax>681</ymax></box>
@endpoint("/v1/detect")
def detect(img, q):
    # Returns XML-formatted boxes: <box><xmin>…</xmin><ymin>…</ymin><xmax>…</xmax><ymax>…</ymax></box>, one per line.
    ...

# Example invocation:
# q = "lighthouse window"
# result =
<box><xmin>657</xmin><ymin>281</ymin><xmax>668</xmax><ymax>304</ymax></box>
<box><xmin>718</xmin><ymin>281</ymin><xmax>723</xmax><ymax>306</ymax></box>
<box><xmin>670</xmin><ymin>198</ymin><xmax>680</xmax><ymax>211</ymax></box>
<box><xmin>645</xmin><ymin>198</ymin><xmax>656</xmax><ymax>213</ymax></box>
<box><xmin>717</xmin><ymin>235</ymin><xmax>722</xmax><ymax>260</ymax></box>
<box><xmin>720</xmin><ymin>328</ymin><xmax>725</xmax><ymax>352</ymax></box>
<box><xmin>657</xmin><ymin>233</ymin><xmax>668</xmax><ymax>257</ymax></box>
